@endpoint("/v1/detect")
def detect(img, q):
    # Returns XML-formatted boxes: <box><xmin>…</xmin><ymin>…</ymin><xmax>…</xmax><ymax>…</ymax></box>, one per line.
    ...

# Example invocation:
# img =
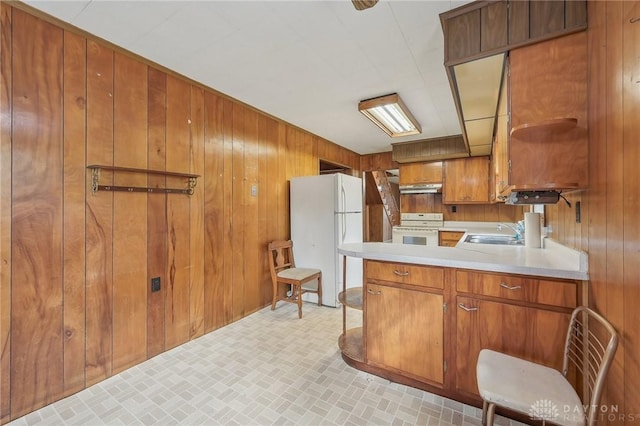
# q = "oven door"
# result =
<box><xmin>392</xmin><ymin>228</ymin><xmax>438</xmax><ymax>246</ymax></box>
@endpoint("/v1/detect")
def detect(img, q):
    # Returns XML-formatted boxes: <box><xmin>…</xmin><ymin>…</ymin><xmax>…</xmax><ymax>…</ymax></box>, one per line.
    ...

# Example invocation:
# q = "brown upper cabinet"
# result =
<box><xmin>443</xmin><ymin>156</ymin><xmax>490</xmax><ymax>204</ymax></box>
<box><xmin>440</xmin><ymin>0</ymin><xmax>587</xmax><ymax>66</ymax></box>
<box><xmin>398</xmin><ymin>162</ymin><xmax>443</xmax><ymax>186</ymax></box>
<box><xmin>508</xmin><ymin>32</ymin><xmax>588</xmax><ymax>190</ymax></box>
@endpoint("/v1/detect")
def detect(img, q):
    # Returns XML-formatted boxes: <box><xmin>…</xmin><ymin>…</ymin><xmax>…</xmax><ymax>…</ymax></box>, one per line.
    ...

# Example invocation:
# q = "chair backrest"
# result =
<box><xmin>268</xmin><ymin>240</ymin><xmax>296</xmax><ymax>277</ymax></box>
<box><xmin>562</xmin><ymin>306</ymin><xmax>618</xmax><ymax>426</ymax></box>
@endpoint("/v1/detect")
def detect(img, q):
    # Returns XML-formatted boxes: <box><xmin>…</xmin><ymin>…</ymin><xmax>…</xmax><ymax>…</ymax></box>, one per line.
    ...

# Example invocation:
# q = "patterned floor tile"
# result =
<box><xmin>7</xmin><ymin>303</ymin><xmax>526</xmax><ymax>426</ymax></box>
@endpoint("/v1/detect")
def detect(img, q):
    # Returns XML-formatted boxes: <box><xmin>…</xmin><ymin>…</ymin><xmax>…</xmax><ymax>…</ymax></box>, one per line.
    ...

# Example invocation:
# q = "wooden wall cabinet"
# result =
<box><xmin>454</xmin><ymin>270</ymin><xmax>577</xmax><ymax>397</ymax></box>
<box><xmin>440</xmin><ymin>0</ymin><xmax>587</xmax><ymax>66</ymax></box>
<box><xmin>509</xmin><ymin>31</ymin><xmax>588</xmax><ymax>191</ymax></box>
<box><xmin>443</xmin><ymin>156</ymin><xmax>490</xmax><ymax>204</ymax></box>
<box><xmin>364</xmin><ymin>261</ymin><xmax>445</xmax><ymax>386</ymax></box>
<box><xmin>398</xmin><ymin>162</ymin><xmax>442</xmax><ymax>186</ymax></box>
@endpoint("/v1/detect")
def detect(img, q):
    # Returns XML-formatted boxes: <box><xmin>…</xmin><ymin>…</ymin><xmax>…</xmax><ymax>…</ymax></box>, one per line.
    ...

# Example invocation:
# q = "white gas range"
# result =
<box><xmin>392</xmin><ymin>212</ymin><xmax>444</xmax><ymax>246</ymax></box>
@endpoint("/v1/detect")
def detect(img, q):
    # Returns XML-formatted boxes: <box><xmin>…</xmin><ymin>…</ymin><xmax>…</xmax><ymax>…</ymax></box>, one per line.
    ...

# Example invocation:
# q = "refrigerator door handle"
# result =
<box><xmin>342</xmin><ymin>214</ymin><xmax>346</xmax><ymax>242</ymax></box>
<box><xmin>340</xmin><ymin>184</ymin><xmax>346</xmax><ymax>213</ymax></box>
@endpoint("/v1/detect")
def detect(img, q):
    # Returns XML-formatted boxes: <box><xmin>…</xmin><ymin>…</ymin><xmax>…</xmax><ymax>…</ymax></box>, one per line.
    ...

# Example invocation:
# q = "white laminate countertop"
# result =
<box><xmin>339</xmin><ymin>232</ymin><xmax>588</xmax><ymax>281</ymax></box>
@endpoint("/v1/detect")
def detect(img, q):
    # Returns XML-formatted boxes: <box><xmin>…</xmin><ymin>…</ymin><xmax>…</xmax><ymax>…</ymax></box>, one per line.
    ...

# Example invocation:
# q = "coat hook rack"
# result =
<box><xmin>87</xmin><ymin>165</ymin><xmax>199</xmax><ymax>195</ymax></box>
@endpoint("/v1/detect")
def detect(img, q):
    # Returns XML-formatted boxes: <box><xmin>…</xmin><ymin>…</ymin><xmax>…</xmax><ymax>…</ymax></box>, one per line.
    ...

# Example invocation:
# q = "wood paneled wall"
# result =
<box><xmin>545</xmin><ymin>1</ymin><xmax>639</xmax><ymax>420</ymax></box>
<box><xmin>0</xmin><ymin>5</ymin><xmax>360</xmax><ymax>422</ymax></box>
<box><xmin>401</xmin><ymin>193</ymin><xmax>525</xmax><ymax>222</ymax></box>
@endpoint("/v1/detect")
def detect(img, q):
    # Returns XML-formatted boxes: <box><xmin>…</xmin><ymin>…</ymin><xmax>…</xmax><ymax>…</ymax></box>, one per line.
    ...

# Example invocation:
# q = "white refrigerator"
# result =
<box><xmin>290</xmin><ymin>174</ymin><xmax>363</xmax><ymax>307</ymax></box>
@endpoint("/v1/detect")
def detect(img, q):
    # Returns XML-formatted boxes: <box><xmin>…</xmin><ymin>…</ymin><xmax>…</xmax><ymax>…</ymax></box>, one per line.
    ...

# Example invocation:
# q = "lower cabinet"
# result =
<box><xmin>455</xmin><ymin>296</ymin><xmax>572</xmax><ymax>396</ymax></box>
<box><xmin>439</xmin><ymin>230</ymin><xmax>465</xmax><ymax>247</ymax></box>
<box><xmin>348</xmin><ymin>260</ymin><xmax>580</xmax><ymax>406</ymax></box>
<box><xmin>366</xmin><ymin>283</ymin><xmax>444</xmax><ymax>385</ymax></box>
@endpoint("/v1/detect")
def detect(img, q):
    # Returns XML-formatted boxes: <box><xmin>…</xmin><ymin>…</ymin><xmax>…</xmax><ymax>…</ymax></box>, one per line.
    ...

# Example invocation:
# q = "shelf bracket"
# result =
<box><xmin>91</xmin><ymin>167</ymin><xmax>100</xmax><ymax>193</ymax></box>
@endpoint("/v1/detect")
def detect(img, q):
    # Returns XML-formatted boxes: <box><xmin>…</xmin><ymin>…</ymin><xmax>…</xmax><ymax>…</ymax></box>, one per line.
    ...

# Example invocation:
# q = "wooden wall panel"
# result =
<box><xmin>112</xmin><ymin>53</ymin><xmax>148</xmax><ymax>373</ymax></box>
<box><xmin>62</xmin><ymin>30</ymin><xmax>87</xmax><ymax>396</ymax></box>
<box><xmin>360</xmin><ymin>151</ymin><xmax>397</xmax><ymax>172</ymax></box>
<box><xmin>189</xmin><ymin>86</ymin><xmax>205</xmax><ymax>339</ymax></box>
<box><xmin>244</xmin><ymin>108</ymin><xmax>261</xmax><ymax>314</ymax></box>
<box><xmin>603</xmin><ymin>2</ymin><xmax>626</xmax><ymax>414</ymax></box>
<box><xmin>147</xmin><ymin>68</ymin><xmax>167</xmax><ymax>358</ymax></box>
<box><xmin>232</xmin><ymin>104</ymin><xmax>246</xmax><ymax>321</ymax></box>
<box><xmin>0</xmin><ymin>4</ymin><xmax>12</xmax><ymax>423</ymax></box>
<box><xmin>222</xmin><ymin>98</ymin><xmax>235</xmax><ymax>325</ymax></box>
<box><xmin>622</xmin><ymin>1</ymin><xmax>640</xmax><ymax>414</ymax></box>
<box><xmin>544</xmin><ymin>1</ymin><xmax>640</xmax><ymax>419</ymax></box>
<box><xmin>10</xmin><ymin>10</ymin><xmax>64</xmax><ymax>417</ymax></box>
<box><xmin>278</xmin><ymin>123</ymin><xmax>290</xmax><ymax>238</ymax></box>
<box><xmin>259</xmin><ymin>115</ymin><xmax>279</xmax><ymax>305</ymax></box>
<box><xmin>400</xmin><ymin>193</ymin><xmax>524</xmax><ymax>223</ymax></box>
<box><xmin>285</xmin><ymin>127</ymin><xmax>301</xmax><ymax>179</ymax></box>
<box><xmin>165</xmin><ymin>75</ymin><xmax>191</xmax><ymax>349</ymax></box>
<box><xmin>85</xmin><ymin>40</ymin><xmax>114</xmax><ymax>387</ymax></box>
<box><xmin>203</xmin><ymin>92</ymin><xmax>226</xmax><ymax>332</ymax></box>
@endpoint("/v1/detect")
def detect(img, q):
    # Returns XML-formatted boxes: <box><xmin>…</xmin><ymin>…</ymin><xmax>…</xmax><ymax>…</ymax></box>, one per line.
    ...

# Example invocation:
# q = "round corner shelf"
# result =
<box><xmin>339</xmin><ymin>327</ymin><xmax>363</xmax><ymax>362</ymax></box>
<box><xmin>510</xmin><ymin>118</ymin><xmax>578</xmax><ymax>142</ymax></box>
<box><xmin>338</xmin><ymin>287</ymin><xmax>363</xmax><ymax>310</ymax></box>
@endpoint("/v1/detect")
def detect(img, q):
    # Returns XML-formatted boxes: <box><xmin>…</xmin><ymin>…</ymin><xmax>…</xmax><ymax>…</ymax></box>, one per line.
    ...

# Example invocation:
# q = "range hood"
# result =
<box><xmin>506</xmin><ymin>191</ymin><xmax>560</xmax><ymax>205</ymax></box>
<box><xmin>399</xmin><ymin>183</ymin><xmax>442</xmax><ymax>194</ymax></box>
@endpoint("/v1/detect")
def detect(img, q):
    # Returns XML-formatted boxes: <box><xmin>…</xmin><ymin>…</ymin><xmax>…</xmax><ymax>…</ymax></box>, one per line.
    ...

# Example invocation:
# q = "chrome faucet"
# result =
<box><xmin>497</xmin><ymin>222</ymin><xmax>524</xmax><ymax>241</ymax></box>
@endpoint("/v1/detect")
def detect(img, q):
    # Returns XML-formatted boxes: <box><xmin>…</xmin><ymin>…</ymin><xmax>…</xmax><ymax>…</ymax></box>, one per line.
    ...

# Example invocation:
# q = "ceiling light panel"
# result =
<box><xmin>359</xmin><ymin>93</ymin><xmax>422</xmax><ymax>138</ymax></box>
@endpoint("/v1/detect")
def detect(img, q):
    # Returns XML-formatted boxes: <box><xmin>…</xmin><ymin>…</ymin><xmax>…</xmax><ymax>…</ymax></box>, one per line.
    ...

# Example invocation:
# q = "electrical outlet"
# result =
<box><xmin>151</xmin><ymin>277</ymin><xmax>161</xmax><ymax>292</ymax></box>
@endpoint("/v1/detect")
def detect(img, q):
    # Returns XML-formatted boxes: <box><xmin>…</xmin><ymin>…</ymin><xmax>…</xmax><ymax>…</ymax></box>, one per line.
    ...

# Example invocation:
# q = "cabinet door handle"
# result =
<box><xmin>500</xmin><ymin>282</ymin><xmax>522</xmax><ymax>291</ymax></box>
<box><xmin>367</xmin><ymin>288</ymin><xmax>382</xmax><ymax>295</ymax></box>
<box><xmin>458</xmin><ymin>303</ymin><xmax>478</xmax><ymax>312</ymax></box>
<box><xmin>393</xmin><ymin>270</ymin><xmax>409</xmax><ymax>276</ymax></box>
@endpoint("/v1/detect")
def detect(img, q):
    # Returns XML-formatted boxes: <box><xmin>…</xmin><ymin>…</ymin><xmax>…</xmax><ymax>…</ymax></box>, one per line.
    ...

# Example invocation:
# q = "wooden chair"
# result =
<box><xmin>476</xmin><ymin>306</ymin><xmax>618</xmax><ymax>426</ymax></box>
<box><xmin>268</xmin><ymin>240</ymin><xmax>322</xmax><ymax>319</ymax></box>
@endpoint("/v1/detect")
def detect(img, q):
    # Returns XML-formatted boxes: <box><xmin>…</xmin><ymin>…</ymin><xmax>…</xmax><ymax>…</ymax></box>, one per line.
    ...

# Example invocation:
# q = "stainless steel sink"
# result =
<box><xmin>464</xmin><ymin>234</ymin><xmax>524</xmax><ymax>246</ymax></box>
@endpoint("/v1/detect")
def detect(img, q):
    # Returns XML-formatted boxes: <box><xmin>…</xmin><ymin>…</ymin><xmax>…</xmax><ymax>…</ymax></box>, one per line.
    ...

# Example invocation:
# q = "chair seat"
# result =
<box><xmin>277</xmin><ymin>267</ymin><xmax>320</xmax><ymax>282</ymax></box>
<box><xmin>477</xmin><ymin>349</ymin><xmax>586</xmax><ymax>426</ymax></box>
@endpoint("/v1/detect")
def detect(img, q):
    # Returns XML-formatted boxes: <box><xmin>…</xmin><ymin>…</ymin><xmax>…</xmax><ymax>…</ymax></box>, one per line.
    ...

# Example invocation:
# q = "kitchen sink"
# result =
<box><xmin>464</xmin><ymin>234</ymin><xmax>524</xmax><ymax>246</ymax></box>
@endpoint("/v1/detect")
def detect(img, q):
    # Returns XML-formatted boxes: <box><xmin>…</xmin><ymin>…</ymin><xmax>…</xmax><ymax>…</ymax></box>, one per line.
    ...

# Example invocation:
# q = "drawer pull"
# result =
<box><xmin>367</xmin><ymin>288</ymin><xmax>382</xmax><ymax>295</ymax></box>
<box><xmin>393</xmin><ymin>270</ymin><xmax>409</xmax><ymax>276</ymax></box>
<box><xmin>458</xmin><ymin>303</ymin><xmax>478</xmax><ymax>312</ymax></box>
<box><xmin>500</xmin><ymin>282</ymin><xmax>522</xmax><ymax>291</ymax></box>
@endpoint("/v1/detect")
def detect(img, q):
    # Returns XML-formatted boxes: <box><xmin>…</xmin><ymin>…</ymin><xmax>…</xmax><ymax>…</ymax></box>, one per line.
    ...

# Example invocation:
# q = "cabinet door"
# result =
<box><xmin>455</xmin><ymin>297</ymin><xmax>570</xmax><ymax>396</ymax></box>
<box><xmin>438</xmin><ymin>231</ymin><xmax>464</xmax><ymax>247</ymax></box>
<box><xmin>443</xmin><ymin>156</ymin><xmax>489</xmax><ymax>204</ymax></box>
<box><xmin>492</xmin><ymin>64</ymin><xmax>510</xmax><ymax>199</ymax></box>
<box><xmin>366</xmin><ymin>284</ymin><xmax>444</xmax><ymax>385</ymax></box>
<box><xmin>509</xmin><ymin>32</ymin><xmax>588</xmax><ymax>190</ymax></box>
<box><xmin>398</xmin><ymin>162</ymin><xmax>442</xmax><ymax>186</ymax></box>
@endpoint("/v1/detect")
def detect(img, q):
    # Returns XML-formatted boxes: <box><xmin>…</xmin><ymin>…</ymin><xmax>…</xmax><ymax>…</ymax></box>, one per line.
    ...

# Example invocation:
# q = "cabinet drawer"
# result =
<box><xmin>366</xmin><ymin>260</ymin><xmax>444</xmax><ymax>290</ymax></box>
<box><xmin>456</xmin><ymin>270</ymin><xmax>576</xmax><ymax>308</ymax></box>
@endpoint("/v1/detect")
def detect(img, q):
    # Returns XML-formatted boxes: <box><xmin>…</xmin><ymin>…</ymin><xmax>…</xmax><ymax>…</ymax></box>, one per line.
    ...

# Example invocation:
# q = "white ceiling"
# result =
<box><xmin>25</xmin><ymin>0</ymin><xmax>471</xmax><ymax>155</ymax></box>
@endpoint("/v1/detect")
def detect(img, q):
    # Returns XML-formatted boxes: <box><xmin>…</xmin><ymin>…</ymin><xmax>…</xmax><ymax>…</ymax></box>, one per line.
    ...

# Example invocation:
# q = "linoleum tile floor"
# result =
<box><xmin>8</xmin><ymin>304</ymin><xmax>526</xmax><ymax>426</ymax></box>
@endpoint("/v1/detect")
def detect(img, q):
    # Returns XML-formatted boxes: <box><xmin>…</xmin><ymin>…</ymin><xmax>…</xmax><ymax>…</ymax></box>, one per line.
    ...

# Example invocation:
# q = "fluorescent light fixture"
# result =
<box><xmin>359</xmin><ymin>93</ymin><xmax>421</xmax><ymax>137</ymax></box>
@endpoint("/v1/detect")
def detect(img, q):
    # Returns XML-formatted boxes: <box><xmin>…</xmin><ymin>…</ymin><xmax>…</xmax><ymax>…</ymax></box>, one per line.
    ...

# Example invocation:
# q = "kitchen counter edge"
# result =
<box><xmin>338</xmin><ymin>241</ymin><xmax>588</xmax><ymax>281</ymax></box>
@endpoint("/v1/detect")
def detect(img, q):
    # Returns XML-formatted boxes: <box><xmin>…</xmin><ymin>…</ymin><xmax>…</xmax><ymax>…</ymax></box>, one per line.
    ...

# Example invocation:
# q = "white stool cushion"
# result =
<box><xmin>477</xmin><ymin>349</ymin><xmax>586</xmax><ymax>426</ymax></box>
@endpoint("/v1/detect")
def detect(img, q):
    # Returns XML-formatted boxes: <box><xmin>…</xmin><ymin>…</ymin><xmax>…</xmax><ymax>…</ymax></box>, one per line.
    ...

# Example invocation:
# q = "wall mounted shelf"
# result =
<box><xmin>87</xmin><ymin>165</ymin><xmax>199</xmax><ymax>195</ymax></box>
<box><xmin>510</xmin><ymin>118</ymin><xmax>578</xmax><ymax>142</ymax></box>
